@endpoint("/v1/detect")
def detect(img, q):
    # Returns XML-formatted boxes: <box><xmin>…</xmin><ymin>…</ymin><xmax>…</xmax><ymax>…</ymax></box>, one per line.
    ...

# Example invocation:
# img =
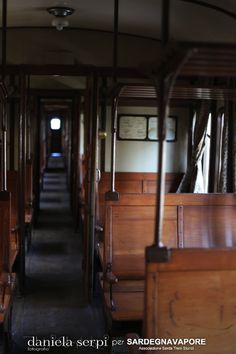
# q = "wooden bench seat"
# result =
<box><xmin>99</xmin><ymin>194</ymin><xmax>163</xmax><ymax>325</ymax></box>
<box><xmin>100</xmin><ymin>193</ymin><xmax>236</xmax><ymax>325</ymax></box>
<box><xmin>104</xmin><ymin>289</ymin><xmax>144</xmax><ymax>322</ymax></box>
<box><xmin>0</xmin><ymin>273</ymin><xmax>16</xmax><ymax>324</ymax></box>
<box><xmin>8</xmin><ymin>172</ymin><xmax>19</xmax><ymax>267</ymax></box>
<box><xmin>144</xmin><ymin>248</ymin><xmax>236</xmax><ymax>353</ymax></box>
<box><xmin>0</xmin><ymin>191</ymin><xmax>16</xmax><ymax>350</ymax></box>
<box><xmin>0</xmin><ymin>172</ymin><xmax>19</xmax><ymax>267</ymax></box>
<box><xmin>101</xmin><ymin>278</ymin><xmax>144</xmax><ymax>321</ymax></box>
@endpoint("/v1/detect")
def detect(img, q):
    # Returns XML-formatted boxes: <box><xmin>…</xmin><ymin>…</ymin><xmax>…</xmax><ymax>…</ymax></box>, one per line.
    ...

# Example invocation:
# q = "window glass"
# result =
<box><xmin>50</xmin><ymin>118</ymin><xmax>61</xmax><ymax>130</ymax></box>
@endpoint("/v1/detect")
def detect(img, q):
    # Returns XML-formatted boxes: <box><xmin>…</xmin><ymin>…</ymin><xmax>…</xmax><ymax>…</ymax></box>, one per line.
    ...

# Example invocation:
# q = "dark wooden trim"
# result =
<box><xmin>112</xmin><ymin>0</ymin><xmax>119</xmax><ymax>84</ymax></box>
<box><xmin>33</xmin><ymin>97</ymin><xmax>41</xmax><ymax>221</ymax></box>
<box><xmin>5</xmin><ymin>64</ymin><xmax>142</xmax><ymax>78</ymax></box>
<box><xmin>208</xmin><ymin>101</ymin><xmax>217</xmax><ymax>192</ymax></box>
<box><xmin>228</xmin><ymin>100</ymin><xmax>234</xmax><ymax>192</ymax></box>
<box><xmin>180</xmin><ymin>0</ymin><xmax>236</xmax><ymax>20</ymax></box>
<box><xmin>1</xmin><ymin>0</ymin><xmax>7</xmax><ymax>80</ymax></box>
<box><xmin>0</xmin><ymin>190</ymin><xmax>10</xmax><ymax>201</ymax></box>
<box><xmin>18</xmin><ymin>73</ymin><xmax>26</xmax><ymax>294</ymax></box>
<box><xmin>30</xmin><ymin>89</ymin><xmax>84</xmax><ymax>98</ymax></box>
<box><xmin>100</xmin><ymin>78</ymin><xmax>107</xmax><ymax>172</ymax></box>
<box><xmin>9</xmin><ymin>99</ymin><xmax>16</xmax><ymax>170</ymax></box>
<box><xmin>162</xmin><ymin>0</ymin><xmax>170</xmax><ymax>47</ymax></box>
<box><xmin>187</xmin><ymin>103</ymin><xmax>195</xmax><ymax>167</ymax></box>
<box><xmin>3</xmin><ymin>26</ymin><xmax>160</xmax><ymax>43</ymax></box>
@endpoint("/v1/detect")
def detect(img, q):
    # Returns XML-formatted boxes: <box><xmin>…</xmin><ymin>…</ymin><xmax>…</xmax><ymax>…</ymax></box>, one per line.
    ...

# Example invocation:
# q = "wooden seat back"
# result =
<box><xmin>101</xmin><ymin>193</ymin><xmax>236</xmax><ymax>283</ymax></box>
<box><xmin>101</xmin><ymin>194</ymin><xmax>177</xmax><ymax>281</ymax></box>
<box><xmin>99</xmin><ymin>172</ymin><xmax>183</xmax><ymax>194</ymax></box>
<box><xmin>164</xmin><ymin>193</ymin><xmax>236</xmax><ymax>247</ymax></box>
<box><xmin>98</xmin><ymin>172</ymin><xmax>183</xmax><ymax>226</ymax></box>
<box><xmin>6</xmin><ymin>171</ymin><xmax>18</xmax><ymax>231</ymax></box>
<box><xmin>0</xmin><ymin>171</ymin><xmax>18</xmax><ymax>231</ymax></box>
<box><xmin>0</xmin><ymin>171</ymin><xmax>19</xmax><ymax>266</ymax></box>
<box><xmin>144</xmin><ymin>248</ymin><xmax>236</xmax><ymax>353</ymax></box>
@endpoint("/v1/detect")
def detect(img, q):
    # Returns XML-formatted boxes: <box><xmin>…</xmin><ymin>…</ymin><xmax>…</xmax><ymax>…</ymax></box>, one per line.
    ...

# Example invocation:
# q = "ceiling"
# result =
<box><xmin>4</xmin><ymin>0</ymin><xmax>236</xmax><ymax>42</ymax></box>
<box><xmin>3</xmin><ymin>0</ymin><xmax>236</xmax><ymax>90</ymax></box>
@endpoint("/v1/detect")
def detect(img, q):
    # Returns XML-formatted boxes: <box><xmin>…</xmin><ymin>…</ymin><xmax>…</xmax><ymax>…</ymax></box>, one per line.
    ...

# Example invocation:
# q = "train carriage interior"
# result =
<box><xmin>1</xmin><ymin>0</ymin><xmax>236</xmax><ymax>353</ymax></box>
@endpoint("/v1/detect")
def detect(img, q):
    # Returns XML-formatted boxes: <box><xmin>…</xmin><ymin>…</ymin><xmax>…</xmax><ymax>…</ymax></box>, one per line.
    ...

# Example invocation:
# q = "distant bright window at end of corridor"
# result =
<box><xmin>50</xmin><ymin>118</ymin><xmax>61</xmax><ymax>130</ymax></box>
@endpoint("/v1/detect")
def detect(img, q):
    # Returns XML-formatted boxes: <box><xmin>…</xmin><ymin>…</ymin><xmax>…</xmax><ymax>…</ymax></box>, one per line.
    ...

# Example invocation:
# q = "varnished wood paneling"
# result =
<box><xmin>145</xmin><ymin>248</ymin><xmax>236</xmax><ymax>353</ymax></box>
<box><xmin>0</xmin><ymin>192</ymin><xmax>11</xmax><ymax>273</ymax></box>
<box><xmin>183</xmin><ymin>206</ymin><xmax>236</xmax><ymax>247</ymax></box>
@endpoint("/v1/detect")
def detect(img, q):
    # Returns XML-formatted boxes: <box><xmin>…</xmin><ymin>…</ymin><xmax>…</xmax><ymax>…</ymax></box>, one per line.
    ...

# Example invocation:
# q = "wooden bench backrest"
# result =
<box><xmin>0</xmin><ymin>171</ymin><xmax>18</xmax><ymax>230</ymax></box>
<box><xmin>99</xmin><ymin>172</ymin><xmax>183</xmax><ymax>194</ymax></box>
<box><xmin>0</xmin><ymin>192</ymin><xmax>11</xmax><ymax>273</ymax></box>
<box><xmin>102</xmin><ymin>193</ymin><xmax>236</xmax><ymax>280</ymax></box>
<box><xmin>98</xmin><ymin>172</ymin><xmax>183</xmax><ymax>225</ymax></box>
<box><xmin>103</xmin><ymin>194</ymin><xmax>177</xmax><ymax>280</ymax></box>
<box><xmin>165</xmin><ymin>193</ymin><xmax>236</xmax><ymax>247</ymax></box>
<box><xmin>145</xmin><ymin>248</ymin><xmax>236</xmax><ymax>353</ymax></box>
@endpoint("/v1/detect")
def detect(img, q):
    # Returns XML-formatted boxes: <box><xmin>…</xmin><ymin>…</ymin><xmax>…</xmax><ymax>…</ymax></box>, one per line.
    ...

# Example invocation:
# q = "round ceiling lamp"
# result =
<box><xmin>47</xmin><ymin>6</ymin><xmax>75</xmax><ymax>31</ymax></box>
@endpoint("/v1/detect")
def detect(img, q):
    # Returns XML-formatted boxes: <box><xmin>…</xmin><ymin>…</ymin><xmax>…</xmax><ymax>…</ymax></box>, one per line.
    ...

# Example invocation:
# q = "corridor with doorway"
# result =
<box><xmin>11</xmin><ymin>155</ymin><xmax>106</xmax><ymax>353</ymax></box>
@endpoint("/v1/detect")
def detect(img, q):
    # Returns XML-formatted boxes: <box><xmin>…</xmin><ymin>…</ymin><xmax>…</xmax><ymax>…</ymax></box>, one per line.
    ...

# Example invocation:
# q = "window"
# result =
<box><xmin>215</xmin><ymin>110</ymin><xmax>225</xmax><ymax>191</ymax></box>
<box><xmin>50</xmin><ymin>118</ymin><xmax>61</xmax><ymax>130</ymax></box>
<box><xmin>202</xmin><ymin>113</ymin><xmax>212</xmax><ymax>192</ymax></box>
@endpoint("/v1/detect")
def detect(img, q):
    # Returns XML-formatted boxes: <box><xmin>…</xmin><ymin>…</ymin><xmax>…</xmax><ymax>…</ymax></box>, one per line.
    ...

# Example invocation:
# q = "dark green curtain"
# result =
<box><xmin>218</xmin><ymin>101</ymin><xmax>236</xmax><ymax>192</ymax></box>
<box><xmin>177</xmin><ymin>100</ymin><xmax>211</xmax><ymax>193</ymax></box>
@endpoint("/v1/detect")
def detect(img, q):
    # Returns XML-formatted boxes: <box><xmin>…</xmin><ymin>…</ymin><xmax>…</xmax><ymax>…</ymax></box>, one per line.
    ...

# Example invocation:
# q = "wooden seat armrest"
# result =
<box><xmin>104</xmin><ymin>271</ymin><xmax>118</xmax><ymax>285</ymax></box>
<box><xmin>0</xmin><ymin>284</ymin><xmax>6</xmax><ymax>313</ymax></box>
<box><xmin>11</xmin><ymin>225</ymin><xmax>19</xmax><ymax>233</ymax></box>
<box><xmin>0</xmin><ymin>274</ymin><xmax>13</xmax><ymax>314</ymax></box>
<box><xmin>103</xmin><ymin>264</ymin><xmax>118</xmax><ymax>311</ymax></box>
<box><xmin>95</xmin><ymin>224</ymin><xmax>104</xmax><ymax>233</ymax></box>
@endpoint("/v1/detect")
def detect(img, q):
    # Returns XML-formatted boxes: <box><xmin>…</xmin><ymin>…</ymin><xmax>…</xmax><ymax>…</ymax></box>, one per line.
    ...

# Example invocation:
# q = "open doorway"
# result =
<box><xmin>49</xmin><ymin>116</ymin><xmax>62</xmax><ymax>154</ymax></box>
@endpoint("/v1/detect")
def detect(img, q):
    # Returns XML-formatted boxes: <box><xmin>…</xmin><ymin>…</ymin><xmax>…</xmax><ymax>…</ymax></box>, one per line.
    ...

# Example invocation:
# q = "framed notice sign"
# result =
<box><xmin>118</xmin><ymin>114</ymin><xmax>177</xmax><ymax>142</ymax></box>
<box><xmin>148</xmin><ymin>116</ymin><xmax>177</xmax><ymax>142</ymax></box>
<box><xmin>118</xmin><ymin>115</ymin><xmax>147</xmax><ymax>140</ymax></box>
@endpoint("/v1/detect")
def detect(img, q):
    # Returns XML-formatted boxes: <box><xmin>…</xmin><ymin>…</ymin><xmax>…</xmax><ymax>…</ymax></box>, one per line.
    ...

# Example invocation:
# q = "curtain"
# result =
<box><xmin>177</xmin><ymin>100</ymin><xmax>211</xmax><ymax>193</ymax></box>
<box><xmin>219</xmin><ymin>101</ymin><xmax>236</xmax><ymax>192</ymax></box>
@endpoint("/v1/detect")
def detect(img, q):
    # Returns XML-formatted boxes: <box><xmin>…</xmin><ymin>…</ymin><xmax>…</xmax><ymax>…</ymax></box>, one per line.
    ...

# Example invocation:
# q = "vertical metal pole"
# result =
<box><xmin>33</xmin><ymin>98</ymin><xmax>41</xmax><ymax>221</ymax></box>
<box><xmin>109</xmin><ymin>96</ymin><xmax>119</xmax><ymax>195</ymax></box>
<box><xmin>1</xmin><ymin>95</ymin><xmax>7</xmax><ymax>191</ymax></box>
<box><xmin>18</xmin><ymin>73</ymin><xmax>26</xmax><ymax>294</ymax></box>
<box><xmin>9</xmin><ymin>76</ymin><xmax>16</xmax><ymax>170</ymax></box>
<box><xmin>1</xmin><ymin>0</ymin><xmax>8</xmax><ymax>191</ymax></box>
<box><xmin>2</xmin><ymin>127</ymin><xmax>7</xmax><ymax>190</ymax></box>
<box><xmin>2</xmin><ymin>0</ymin><xmax>7</xmax><ymax>81</ymax></box>
<box><xmin>26</xmin><ymin>76</ymin><xmax>31</xmax><ymax>161</ymax></box>
<box><xmin>100</xmin><ymin>77</ymin><xmax>107</xmax><ymax>172</ymax></box>
<box><xmin>154</xmin><ymin>0</ymin><xmax>170</xmax><ymax>248</ymax></box>
<box><xmin>106</xmin><ymin>0</ymin><xmax>119</xmax><ymax>200</ymax></box>
<box><xmin>86</xmin><ymin>73</ymin><xmax>98</xmax><ymax>302</ymax></box>
<box><xmin>154</xmin><ymin>79</ymin><xmax>168</xmax><ymax>247</ymax></box>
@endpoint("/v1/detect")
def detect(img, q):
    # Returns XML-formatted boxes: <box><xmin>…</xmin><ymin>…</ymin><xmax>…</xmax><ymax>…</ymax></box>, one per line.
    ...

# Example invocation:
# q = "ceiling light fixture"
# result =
<box><xmin>47</xmin><ymin>6</ymin><xmax>75</xmax><ymax>31</ymax></box>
